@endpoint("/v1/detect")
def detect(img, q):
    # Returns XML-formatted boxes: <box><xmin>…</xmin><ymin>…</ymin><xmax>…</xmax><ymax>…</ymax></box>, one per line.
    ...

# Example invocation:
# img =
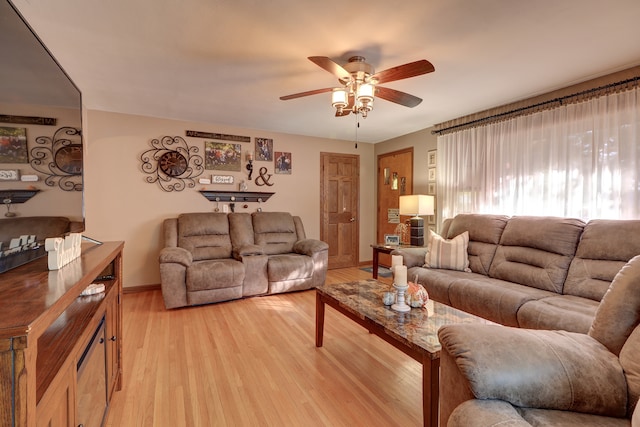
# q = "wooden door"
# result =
<box><xmin>321</xmin><ymin>153</ymin><xmax>359</xmax><ymax>269</ymax></box>
<box><xmin>377</xmin><ymin>148</ymin><xmax>413</xmax><ymax>266</ymax></box>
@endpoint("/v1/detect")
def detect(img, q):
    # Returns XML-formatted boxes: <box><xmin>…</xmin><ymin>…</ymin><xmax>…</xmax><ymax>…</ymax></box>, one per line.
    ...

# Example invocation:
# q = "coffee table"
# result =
<box><xmin>315</xmin><ymin>279</ymin><xmax>495</xmax><ymax>427</ymax></box>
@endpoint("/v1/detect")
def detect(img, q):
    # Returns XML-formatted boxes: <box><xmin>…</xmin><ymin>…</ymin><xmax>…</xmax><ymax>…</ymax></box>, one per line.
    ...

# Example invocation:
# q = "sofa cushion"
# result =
<box><xmin>267</xmin><ymin>254</ymin><xmax>313</xmax><ymax>282</ymax></box>
<box><xmin>445</xmin><ymin>214</ymin><xmax>510</xmax><ymax>275</ymax></box>
<box><xmin>620</xmin><ymin>326</ymin><xmax>640</xmax><ymax>419</ymax></box>
<box><xmin>516</xmin><ymin>295</ymin><xmax>598</xmax><ymax>333</ymax></box>
<box><xmin>186</xmin><ymin>259</ymin><xmax>245</xmax><ymax>291</ymax></box>
<box><xmin>425</xmin><ymin>230</ymin><xmax>471</xmax><ymax>272</ymax></box>
<box><xmin>409</xmin><ymin>267</ymin><xmax>490</xmax><ymax>306</ymax></box>
<box><xmin>448</xmin><ymin>276</ymin><xmax>557</xmax><ymax>326</ymax></box>
<box><xmin>178</xmin><ymin>213</ymin><xmax>232</xmax><ymax>261</ymax></box>
<box><xmin>590</xmin><ymin>255</ymin><xmax>640</xmax><ymax>355</ymax></box>
<box><xmin>252</xmin><ymin>212</ymin><xmax>298</xmax><ymax>255</ymax></box>
<box><xmin>564</xmin><ymin>219</ymin><xmax>640</xmax><ymax>301</ymax></box>
<box><xmin>489</xmin><ymin>216</ymin><xmax>585</xmax><ymax>293</ymax></box>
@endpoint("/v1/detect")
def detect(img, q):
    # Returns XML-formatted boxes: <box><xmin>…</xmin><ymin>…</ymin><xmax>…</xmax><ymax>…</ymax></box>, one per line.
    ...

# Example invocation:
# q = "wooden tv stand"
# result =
<box><xmin>0</xmin><ymin>241</ymin><xmax>124</xmax><ymax>427</ymax></box>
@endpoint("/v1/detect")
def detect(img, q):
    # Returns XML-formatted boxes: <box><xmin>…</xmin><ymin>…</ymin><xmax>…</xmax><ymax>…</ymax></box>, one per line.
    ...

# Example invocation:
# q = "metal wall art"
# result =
<box><xmin>140</xmin><ymin>135</ymin><xmax>203</xmax><ymax>192</ymax></box>
<box><xmin>30</xmin><ymin>126</ymin><xmax>83</xmax><ymax>191</ymax></box>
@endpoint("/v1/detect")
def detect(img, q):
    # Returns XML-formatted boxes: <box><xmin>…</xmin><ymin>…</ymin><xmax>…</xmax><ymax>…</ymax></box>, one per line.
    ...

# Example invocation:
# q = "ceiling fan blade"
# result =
<box><xmin>371</xmin><ymin>60</ymin><xmax>435</xmax><ymax>85</ymax></box>
<box><xmin>280</xmin><ymin>87</ymin><xmax>333</xmax><ymax>101</ymax></box>
<box><xmin>375</xmin><ymin>86</ymin><xmax>423</xmax><ymax>108</ymax></box>
<box><xmin>308</xmin><ymin>56</ymin><xmax>350</xmax><ymax>80</ymax></box>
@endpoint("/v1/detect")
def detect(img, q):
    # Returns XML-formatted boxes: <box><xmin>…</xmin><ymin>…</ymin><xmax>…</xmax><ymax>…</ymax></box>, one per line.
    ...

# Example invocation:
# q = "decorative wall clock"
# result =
<box><xmin>140</xmin><ymin>136</ymin><xmax>203</xmax><ymax>192</ymax></box>
<box><xmin>30</xmin><ymin>126</ymin><xmax>83</xmax><ymax>191</ymax></box>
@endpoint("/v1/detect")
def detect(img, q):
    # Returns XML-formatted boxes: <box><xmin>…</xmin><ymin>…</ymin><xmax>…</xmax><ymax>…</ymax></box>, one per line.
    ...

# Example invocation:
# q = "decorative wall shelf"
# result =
<box><xmin>0</xmin><ymin>189</ymin><xmax>41</xmax><ymax>204</ymax></box>
<box><xmin>199</xmin><ymin>190</ymin><xmax>274</xmax><ymax>203</ymax></box>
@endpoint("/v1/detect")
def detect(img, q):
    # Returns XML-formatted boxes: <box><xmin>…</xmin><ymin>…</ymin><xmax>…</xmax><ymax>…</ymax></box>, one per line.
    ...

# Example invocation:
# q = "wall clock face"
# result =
<box><xmin>159</xmin><ymin>151</ymin><xmax>188</xmax><ymax>177</ymax></box>
<box><xmin>54</xmin><ymin>144</ymin><xmax>83</xmax><ymax>175</ymax></box>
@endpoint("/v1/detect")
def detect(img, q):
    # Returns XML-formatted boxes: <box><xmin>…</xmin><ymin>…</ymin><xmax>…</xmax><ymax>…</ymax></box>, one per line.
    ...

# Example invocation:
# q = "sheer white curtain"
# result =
<box><xmin>437</xmin><ymin>87</ymin><xmax>640</xmax><ymax>221</ymax></box>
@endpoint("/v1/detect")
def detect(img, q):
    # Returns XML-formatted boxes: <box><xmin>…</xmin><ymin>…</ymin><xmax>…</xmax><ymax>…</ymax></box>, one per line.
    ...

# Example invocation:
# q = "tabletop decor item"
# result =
<box><xmin>382</xmin><ymin>290</ymin><xmax>396</xmax><ymax>306</ymax></box>
<box><xmin>407</xmin><ymin>280</ymin><xmax>429</xmax><ymax>308</ymax></box>
<box><xmin>391</xmin><ymin>264</ymin><xmax>411</xmax><ymax>312</ymax></box>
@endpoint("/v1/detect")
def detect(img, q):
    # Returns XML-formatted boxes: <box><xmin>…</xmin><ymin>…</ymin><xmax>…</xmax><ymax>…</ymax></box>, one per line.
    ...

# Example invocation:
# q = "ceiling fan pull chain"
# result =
<box><xmin>355</xmin><ymin>115</ymin><xmax>360</xmax><ymax>149</ymax></box>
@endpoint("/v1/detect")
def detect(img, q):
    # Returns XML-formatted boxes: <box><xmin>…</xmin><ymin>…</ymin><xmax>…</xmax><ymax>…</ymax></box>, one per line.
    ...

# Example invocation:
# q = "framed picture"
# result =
<box><xmin>204</xmin><ymin>141</ymin><xmax>241</xmax><ymax>171</ymax></box>
<box><xmin>427</xmin><ymin>182</ymin><xmax>436</xmax><ymax>195</ymax></box>
<box><xmin>255</xmin><ymin>137</ymin><xmax>273</xmax><ymax>161</ymax></box>
<box><xmin>0</xmin><ymin>169</ymin><xmax>20</xmax><ymax>181</ymax></box>
<box><xmin>428</xmin><ymin>167</ymin><xmax>436</xmax><ymax>181</ymax></box>
<box><xmin>274</xmin><ymin>151</ymin><xmax>291</xmax><ymax>174</ymax></box>
<box><xmin>427</xmin><ymin>149</ymin><xmax>437</xmax><ymax>167</ymax></box>
<box><xmin>384</xmin><ymin>234</ymin><xmax>400</xmax><ymax>246</ymax></box>
<box><xmin>0</xmin><ymin>127</ymin><xmax>28</xmax><ymax>163</ymax></box>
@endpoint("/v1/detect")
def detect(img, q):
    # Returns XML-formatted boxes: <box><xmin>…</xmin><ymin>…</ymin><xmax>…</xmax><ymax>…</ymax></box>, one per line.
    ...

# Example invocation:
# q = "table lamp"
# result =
<box><xmin>399</xmin><ymin>194</ymin><xmax>434</xmax><ymax>246</ymax></box>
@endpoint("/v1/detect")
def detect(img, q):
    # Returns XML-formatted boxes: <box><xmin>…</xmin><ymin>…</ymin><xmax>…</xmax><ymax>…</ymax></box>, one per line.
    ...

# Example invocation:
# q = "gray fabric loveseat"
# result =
<box><xmin>159</xmin><ymin>211</ymin><xmax>328</xmax><ymax>309</ymax></box>
<box><xmin>392</xmin><ymin>214</ymin><xmax>640</xmax><ymax>333</ymax></box>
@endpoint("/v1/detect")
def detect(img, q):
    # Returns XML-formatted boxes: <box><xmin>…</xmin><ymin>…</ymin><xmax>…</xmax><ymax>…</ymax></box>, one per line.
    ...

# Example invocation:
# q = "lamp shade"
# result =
<box><xmin>399</xmin><ymin>195</ymin><xmax>434</xmax><ymax>217</ymax></box>
<box><xmin>332</xmin><ymin>88</ymin><xmax>348</xmax><ymax>108</ymax></box>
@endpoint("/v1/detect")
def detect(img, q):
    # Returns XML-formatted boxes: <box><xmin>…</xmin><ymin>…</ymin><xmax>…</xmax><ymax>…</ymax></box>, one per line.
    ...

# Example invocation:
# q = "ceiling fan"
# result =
<box><xmin>280</xmin><ymin>56</ymin><xmax>435</xmax><ymax>117</ymax></box>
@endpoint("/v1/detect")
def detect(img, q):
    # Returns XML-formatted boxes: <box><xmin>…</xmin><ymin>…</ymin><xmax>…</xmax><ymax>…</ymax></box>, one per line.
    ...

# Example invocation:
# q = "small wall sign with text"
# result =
<box><xmin>0</xmin><ymin>114</ymin><xmax>56</xmax><ymax>126</ymax></box>
<box><xmin>0</xmin><ymin>169</ymin><xmax>20</xmax><ymax>181</ymax></box>
<box><xmin>211</xmin><ymin>175</ymin><xmax>234</xmax><ymax>184</ymax></box>
<box><xmin>185</xmin><ymin>130</ymin><xmax>250</xmax><ymax>143</ymax></box>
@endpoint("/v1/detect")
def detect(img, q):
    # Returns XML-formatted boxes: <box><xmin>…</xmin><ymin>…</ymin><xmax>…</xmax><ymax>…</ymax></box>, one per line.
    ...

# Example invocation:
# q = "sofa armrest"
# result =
<box><xmin>448</xmin><ymin>400</ymin><xmax>531</xmax><ymax>427</ymax></box>
<box><xmin>234</xmin><ymin>244</ymin><xmax>264</xmax><ymax>258</ymax></box>
<box><xmin>390</xmin><ymin>247</ymin><xmax>426</xmax><ymax>268</ymax></box>
<box><xmin>438</xmin><ymin>324</ymin><xmax>628</xmax><ymax>417</ymax></box>
<box><xmin>293</xmin><ymin>239</ymin><xmax>329</xmax><ymax>256</ymax></box>
<box><xmin>159</xmin><ymin>246</ymin><xmax>192</xmax><ymax>267</ymax></box>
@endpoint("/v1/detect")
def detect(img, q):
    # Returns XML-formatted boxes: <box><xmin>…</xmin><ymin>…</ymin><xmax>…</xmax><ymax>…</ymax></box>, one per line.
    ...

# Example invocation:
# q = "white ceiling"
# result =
<box><xmin>10</xmin><ymin>0</ymin><xmax>640</xmax><ymax>143</ymax></box>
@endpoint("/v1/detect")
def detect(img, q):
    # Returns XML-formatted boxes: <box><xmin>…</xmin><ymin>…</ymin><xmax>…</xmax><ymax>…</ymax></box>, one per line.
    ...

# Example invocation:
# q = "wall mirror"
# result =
<box><xmin>0</xmin><ymin>0</ymin><xmax>85</xmax><ymax>270</ymax></box>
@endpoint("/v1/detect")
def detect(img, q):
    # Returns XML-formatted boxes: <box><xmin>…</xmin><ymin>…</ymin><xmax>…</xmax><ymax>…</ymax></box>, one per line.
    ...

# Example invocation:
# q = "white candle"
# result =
<box><xmin>391</xmin><ymin>255</ymin><xmax>403</xmax><ymax>270</ymax></box>
<box><xmin>394</xmin><ymin>265</ymin><xmax>407</xmax><ymax>286</ymax></box>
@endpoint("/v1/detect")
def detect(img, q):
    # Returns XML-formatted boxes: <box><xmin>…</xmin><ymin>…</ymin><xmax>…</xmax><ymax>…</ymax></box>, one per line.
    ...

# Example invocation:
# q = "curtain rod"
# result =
<box><xmin>432</xmin><ymin>76</ymin><xmax>640</xmax><ymax>135</ymax></box>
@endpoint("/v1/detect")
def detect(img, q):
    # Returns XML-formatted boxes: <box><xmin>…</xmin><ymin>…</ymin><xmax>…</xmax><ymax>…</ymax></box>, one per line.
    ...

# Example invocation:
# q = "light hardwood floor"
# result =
<box><xmin>105</xmin><ymin>267</ymin><xmax>422</xmax><ymax>427</ymax></box>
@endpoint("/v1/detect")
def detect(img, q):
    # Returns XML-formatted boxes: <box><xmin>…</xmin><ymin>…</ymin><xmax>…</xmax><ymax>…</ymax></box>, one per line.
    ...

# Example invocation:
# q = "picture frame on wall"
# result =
<box><xmin>427</xmin><ymin>149</ymin><xmax>437</xmax><ymax>167</ymax></box>
<box><xmin>274</xmin><ymin>151</ymin><xmax>291</xmax><ymax>174</ymax></box>
<box><xmin>255</xmin><ymin>137</ymin><xmax>273</xmax><ymax>161</ymax></box>
<box><xmin>428</xmin><ymin>167</ymin><xmax>436</xmax><ymax>181</ymax></box>
<box><xmin>0</xmin><ymin>127</ymin><xmax>28</xmax><ymax>163</ymax></box>
<box><xmin>204</xmin><ymin>141</ymin><xmax>242</xmax><ymax>171</ymax></box>
<box><xmin>427</xmin><ymin>182</ymin><xmax>436</xmax><ymax>195</ymax></box>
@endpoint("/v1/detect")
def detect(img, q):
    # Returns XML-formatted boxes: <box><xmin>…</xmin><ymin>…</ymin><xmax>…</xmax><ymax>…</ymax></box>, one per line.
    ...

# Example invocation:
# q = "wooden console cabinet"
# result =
<box><xmin>0</xmin><ymin>241</ymin><xmax>124</xmax><ymax>427</ymax></box>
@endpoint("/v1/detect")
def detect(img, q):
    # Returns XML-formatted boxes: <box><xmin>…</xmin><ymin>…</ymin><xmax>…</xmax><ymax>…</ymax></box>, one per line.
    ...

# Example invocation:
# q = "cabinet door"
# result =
<box><xmin>105</xmin><ymin>290</ymin><xmax>120</xmax><ymax>400</ymax></box>
<box><xmin>36</xmin><ymin>363</ymin><xmax>75</xmax><ymax>427</ymax></box>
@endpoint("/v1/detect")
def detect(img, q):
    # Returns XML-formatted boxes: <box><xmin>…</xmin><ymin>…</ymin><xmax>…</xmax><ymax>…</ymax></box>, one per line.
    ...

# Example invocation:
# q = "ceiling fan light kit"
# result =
<box><xmin>281</xmin><ymin>55</ymin><xmax>435</xmax><ymax>118</ymax></box>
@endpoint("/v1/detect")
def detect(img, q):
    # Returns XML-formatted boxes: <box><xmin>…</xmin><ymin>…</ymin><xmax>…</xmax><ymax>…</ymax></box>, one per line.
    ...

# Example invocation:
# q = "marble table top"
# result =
<box><xmin>316</xmin><ymin>279</ymin><xmax>496</xmax><ymax>358</ymax></box>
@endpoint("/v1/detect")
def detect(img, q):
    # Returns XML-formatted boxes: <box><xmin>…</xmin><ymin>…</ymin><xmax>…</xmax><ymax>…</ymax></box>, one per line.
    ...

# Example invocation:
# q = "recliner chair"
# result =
<box><xmin>438</xmin><ymin>255</ymin><xmax>640</xmax><ymax>426</ymax></box>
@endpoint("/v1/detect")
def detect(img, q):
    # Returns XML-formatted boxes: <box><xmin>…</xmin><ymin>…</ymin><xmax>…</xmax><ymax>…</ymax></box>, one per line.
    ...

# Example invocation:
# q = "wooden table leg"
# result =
<box><xmin>372</xmin><ymin>247</ymin><xmax>380</xmax><ymax>279</ymax></box>
<box><xmin>315</xmin><ymin>292</ymin><xmax>325</xmax><ymax>347</ymax></box>
<box><xmin>423</xmin><ymin>355</ymin><xmax>440</xmax><ymax>427</ymax></box>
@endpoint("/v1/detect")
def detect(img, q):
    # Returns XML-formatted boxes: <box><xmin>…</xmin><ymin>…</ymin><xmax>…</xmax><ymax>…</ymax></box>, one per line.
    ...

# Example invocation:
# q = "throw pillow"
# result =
<box><xmin>424</xmin><ymin>230</ymin><xmax>471</xmax><ymax>272</ymax></box>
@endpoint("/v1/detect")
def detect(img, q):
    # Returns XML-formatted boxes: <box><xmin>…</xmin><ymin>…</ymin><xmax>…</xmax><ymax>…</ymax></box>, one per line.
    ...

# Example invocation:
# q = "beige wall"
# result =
<box><xmin>83</xmin><ymin>110</ymin><xmax>376</xmax><ymax>288</ymax></box>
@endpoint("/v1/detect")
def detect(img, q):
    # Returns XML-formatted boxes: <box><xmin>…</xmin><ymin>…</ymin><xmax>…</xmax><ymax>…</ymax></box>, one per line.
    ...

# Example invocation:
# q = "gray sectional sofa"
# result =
<box><xmin>392</xmin><ymin>214</ymin><xmax>640</xmax><ymax>333</ymax></box>
<box><xmin>159</xmin><ymin>211</ymin><xmax>329</xmax><ymax>309</ymax></box>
